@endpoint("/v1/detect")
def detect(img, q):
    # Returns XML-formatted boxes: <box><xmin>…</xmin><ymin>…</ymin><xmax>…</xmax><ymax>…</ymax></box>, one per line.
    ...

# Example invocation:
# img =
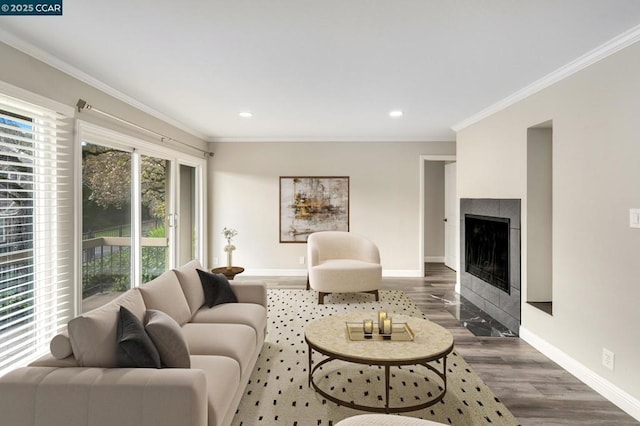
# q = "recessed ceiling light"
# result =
<box><xmin>239</xmin><ymin>112</ymin><xmax>253</xmax><ymax>118</ymax></box>
<box><xmin>389</xmin><ymin>110</ymin><xmax>403</xmax><ymax>118</ymax></box>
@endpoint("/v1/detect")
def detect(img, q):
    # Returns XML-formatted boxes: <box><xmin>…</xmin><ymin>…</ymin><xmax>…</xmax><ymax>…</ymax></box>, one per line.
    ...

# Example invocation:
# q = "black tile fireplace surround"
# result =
<box><xmin>460</xmin><ymin>199</ymin><xmax>521</xmax><ymax>334</ymax></box>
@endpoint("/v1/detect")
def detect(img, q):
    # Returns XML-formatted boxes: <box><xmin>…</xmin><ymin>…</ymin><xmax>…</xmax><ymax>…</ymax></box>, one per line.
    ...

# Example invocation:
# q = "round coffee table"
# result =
<box><xmin>305</xmin><ymin>312</ymin><xmax>454</xmax><ymax>414</ymax></box>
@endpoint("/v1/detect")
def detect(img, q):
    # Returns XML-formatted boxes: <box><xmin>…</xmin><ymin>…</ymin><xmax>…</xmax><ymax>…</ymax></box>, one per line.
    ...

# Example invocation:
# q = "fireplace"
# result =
<box><xmin>465</xmin><ymin>214</ymin><xmax>510</xmax><ymax>294</ymax></box>
<box><xmin>460</xmin><ymin>199</ymin><xmax>521</xmax><ymax>334</ymax></box>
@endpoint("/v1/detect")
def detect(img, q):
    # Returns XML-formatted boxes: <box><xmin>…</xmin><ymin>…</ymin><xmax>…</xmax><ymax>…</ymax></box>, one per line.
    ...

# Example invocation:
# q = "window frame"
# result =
<box><xmin>0</xmin><ymin>81</ymin><xmax>74</xmax><ymax>375</ymax></box>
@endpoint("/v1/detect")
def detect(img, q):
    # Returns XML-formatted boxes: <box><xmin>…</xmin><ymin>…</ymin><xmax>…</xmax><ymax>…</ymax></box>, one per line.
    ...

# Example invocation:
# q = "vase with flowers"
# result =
<box><xmin>222</xmin><ymin>227</ymin><xmax>238</xmax><ymax>269</ymax></box>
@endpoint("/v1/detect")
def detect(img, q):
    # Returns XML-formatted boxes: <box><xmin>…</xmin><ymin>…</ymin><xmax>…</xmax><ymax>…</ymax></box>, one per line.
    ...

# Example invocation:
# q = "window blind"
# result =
<box><xmin>0</xmin><ymin>92</ymin><xmax>73</xmax><ymax>374</ymax></box>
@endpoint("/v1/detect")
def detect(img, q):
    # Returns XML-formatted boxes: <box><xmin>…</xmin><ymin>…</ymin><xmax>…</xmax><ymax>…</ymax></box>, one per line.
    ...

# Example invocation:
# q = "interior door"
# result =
<box><xmin>444</xmin><ymin>162</ymin><xmax>457</xmax><ymax>270</ymax></box>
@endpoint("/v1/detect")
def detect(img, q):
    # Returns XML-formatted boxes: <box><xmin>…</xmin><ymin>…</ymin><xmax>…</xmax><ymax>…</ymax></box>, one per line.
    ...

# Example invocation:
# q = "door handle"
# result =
<box><xmin>443</xmin><ymin>218</ymin><xmax>448</xmax><ymax>222</ymax></box>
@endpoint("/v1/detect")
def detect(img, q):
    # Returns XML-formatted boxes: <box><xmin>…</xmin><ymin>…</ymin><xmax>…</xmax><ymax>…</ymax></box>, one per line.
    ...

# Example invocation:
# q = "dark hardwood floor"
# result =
<box><xmin>394</xmin><ymin>263</ymin><xmax>638</xmax><ymax>425</ymax></box>
<box><xmin>249</xmin><ymin>264</ymin><xmax>638</xmax><ymax>425</ymax></box>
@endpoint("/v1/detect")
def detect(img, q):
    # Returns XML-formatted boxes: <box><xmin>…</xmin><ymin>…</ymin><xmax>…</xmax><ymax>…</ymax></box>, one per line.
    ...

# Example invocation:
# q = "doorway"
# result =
<box><xmin>419</xmin><ymin>155</ymin><xmax>457</xmax><ymax>281</ymax></box>
<box><xmin>444</xmin><ymin>162</ymin><xmax>457</xmax><ymax>270</ymax></box>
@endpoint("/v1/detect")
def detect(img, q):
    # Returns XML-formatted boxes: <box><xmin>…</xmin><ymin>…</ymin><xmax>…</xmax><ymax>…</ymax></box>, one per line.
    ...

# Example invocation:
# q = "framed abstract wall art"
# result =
<box><xmin>279</xmin><ymin>176</ymin><xmax>349</xmax><ymax>243</ymax></box>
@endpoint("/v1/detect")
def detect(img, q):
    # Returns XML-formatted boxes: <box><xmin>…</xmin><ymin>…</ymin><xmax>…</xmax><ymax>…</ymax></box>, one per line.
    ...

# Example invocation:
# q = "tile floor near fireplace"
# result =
<box><xmin>433</xmin><ymin>292</ymin><xmax>518</xmax><ymax>337</ymax></box>
<box><xmin>424</xmin><ymin>263</ymin><xmax>517</xmax><ymax>337</ymax></box>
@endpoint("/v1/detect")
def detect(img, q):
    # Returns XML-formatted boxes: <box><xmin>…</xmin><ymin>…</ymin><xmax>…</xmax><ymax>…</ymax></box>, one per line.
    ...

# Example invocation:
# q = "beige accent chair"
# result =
<box><xmin>306</xmin><ymin>231</ymin><xmax>382</xmax><ymax>304</ymax></box>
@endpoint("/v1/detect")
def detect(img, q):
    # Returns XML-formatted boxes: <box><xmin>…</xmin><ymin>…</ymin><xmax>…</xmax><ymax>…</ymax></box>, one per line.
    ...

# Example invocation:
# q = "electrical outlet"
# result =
<box><xmin>299</xmin><ymin>256</ymin><xmax>305</xmax><ymax>265</ymax></box>
<box><xmin>213</xmin><ymin>257</ymin><xmax>219</xmax><ymax>266</ymax></box>
<box><xmin>602</xmin><ymin>348</ymin><xmax>614</xmax><ymax>371</ymax></box>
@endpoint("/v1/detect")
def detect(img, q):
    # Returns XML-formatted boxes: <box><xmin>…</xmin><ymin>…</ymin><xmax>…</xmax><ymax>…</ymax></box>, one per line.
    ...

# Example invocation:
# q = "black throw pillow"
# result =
<box><xmin>116</xmin><ymin>306</ymin><xmax>161</xmax><ymax>368</ymax></box>
<box><xmin>197</xmin><ymin>269</ymin><xmax>238</xmax><ymax>307</ymax></box>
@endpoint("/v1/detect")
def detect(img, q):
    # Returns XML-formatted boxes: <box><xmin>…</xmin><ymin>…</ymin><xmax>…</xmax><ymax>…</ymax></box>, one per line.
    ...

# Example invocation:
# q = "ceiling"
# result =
<box><xmin>2</xmin><ymin>1</ymin><xmax>640</xmax><ymax>142</ymax></box>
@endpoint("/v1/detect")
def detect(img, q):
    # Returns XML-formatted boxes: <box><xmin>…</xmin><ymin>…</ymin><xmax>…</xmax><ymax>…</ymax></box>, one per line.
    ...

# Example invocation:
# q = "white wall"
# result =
<box><xmin>424</xmin><ymin>161</ymin><xmax>445</xmax><ymax>260</ymax></box>
<box><xmin>0</xmin><ymin>42</ymin><xmax>206</xmax><ymax>152</ymax></box>
<box><xmin>207</xmin><ymin>141</ymin><xmax>455</xmax><ymax>276</ymax></box>
<box><xmin>457</xmin><ymin>41</ymin><xmax>640</xmax><ymax>415</ymax></box>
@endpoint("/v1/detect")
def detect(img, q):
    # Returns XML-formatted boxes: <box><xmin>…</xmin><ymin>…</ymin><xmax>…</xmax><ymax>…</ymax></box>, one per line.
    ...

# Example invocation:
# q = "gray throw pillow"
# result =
<box><xmin>196</xmin><ymin>269</ymin><xmax>238</xmax><ymax>307</ymax></box>
<box><xmin>116</xmin><ymin>306</ymin><xmax>161</xmax><ymax>368</ymax></box>
<box><xmin>144</xmin><ymin>309</ymin><xmax>191</xmax><ymax>368</ymax></box>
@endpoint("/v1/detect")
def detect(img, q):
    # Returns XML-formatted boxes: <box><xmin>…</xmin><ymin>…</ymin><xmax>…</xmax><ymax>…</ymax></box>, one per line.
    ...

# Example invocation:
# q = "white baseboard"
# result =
<box><xmin>242</xmin><ymin>268</ymin><xmax>423</xmax><ymax>278</ymax></box>
<box><xmin>520</xmin><ymin>326</ymin><xmax>640</xmax><ymax>421</ymax></box>
<box><xmin>382</xmin><ymin>269</ymin><xmax>422</xmax><ymax>278</ymax></box>
<box><xmin>243</xmin><ymin>269</ymin><xmax>307</xmax><ymax>277</ymax></box>
<box><xmin>424</xmin><ymin>256</ymin><xmax>445</xmax><ymax>263</ymax></box>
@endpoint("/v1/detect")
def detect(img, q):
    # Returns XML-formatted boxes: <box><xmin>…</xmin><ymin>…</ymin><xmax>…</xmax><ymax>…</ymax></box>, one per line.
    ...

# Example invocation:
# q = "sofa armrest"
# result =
<box><xmin>230</xmin><ymin>280</ymin><xmax>267</xmax><ymax>308</ymax></box>
<box><xmin>0</xmin><ymin>367</ymin><xmax>208</xmax><ymax>426</ymax></box>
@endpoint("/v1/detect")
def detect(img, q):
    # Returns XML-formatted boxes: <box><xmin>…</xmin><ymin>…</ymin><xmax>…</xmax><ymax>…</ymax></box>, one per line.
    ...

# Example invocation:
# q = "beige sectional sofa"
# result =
<box><xmin>0</xmin><ymin>260</ymin><xmax>267</xmax><ymax>426</ymax></box>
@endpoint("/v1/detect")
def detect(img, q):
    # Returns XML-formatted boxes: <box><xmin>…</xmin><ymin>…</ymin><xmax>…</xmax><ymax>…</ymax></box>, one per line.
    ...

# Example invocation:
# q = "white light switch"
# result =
<box><xmin>630</xmin><ymin>209</ymin><xmax>640</xmax><ymax>229</ymax></box>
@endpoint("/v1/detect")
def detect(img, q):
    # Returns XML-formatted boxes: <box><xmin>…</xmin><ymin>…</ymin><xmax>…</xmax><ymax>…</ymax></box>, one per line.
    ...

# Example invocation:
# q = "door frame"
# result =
<box><xmin>444</xmin><ymin>162</ymin><xmax>457</xmax><ymax>271</ymax></box>
<box><xmin>75</xmin><ymin>120</ymin><xmax>206</xmax><ymax>315</ymax></box>
<box><xmin>419</xmin><ymin>155</ymin><xmax>457</xmax><ymax>281</ymax></box>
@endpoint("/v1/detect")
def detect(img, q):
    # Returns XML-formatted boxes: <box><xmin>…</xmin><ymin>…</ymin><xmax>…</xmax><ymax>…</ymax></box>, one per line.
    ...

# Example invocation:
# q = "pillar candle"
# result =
<box><xmin>363</xmin><ymin>319</ymin><xmax>373</xmax><ymax>335</ymax></box>
<box><xmin>378</xmin><ymin>311</ymin><xmax>387</xmax><ymax>332</ymax></box>
<box><xmin>383</xmin><ymin>318</ymin><xmax>392</xmax><ymax>335</ymax></box>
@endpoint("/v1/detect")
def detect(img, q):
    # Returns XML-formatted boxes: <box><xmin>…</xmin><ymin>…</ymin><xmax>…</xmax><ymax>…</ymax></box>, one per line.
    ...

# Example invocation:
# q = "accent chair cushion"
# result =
<box><xmin>144</xmin><ymin>309</ymin><xmax>191</xmax><ymax>368</ymax></box>
<box><xmin>336</xmin><ymin>414</ymin><xmax>445</xmax><ymax>425</ymax></box>
<box><xmin>196</xmin><ymin>269</ymin><xmax>238</xmax><ymax>307</ymax></box>
<box><xmin>116</xmin><ymin>306</ymin><xmax>161</xmax><ymax>368</ymax></box>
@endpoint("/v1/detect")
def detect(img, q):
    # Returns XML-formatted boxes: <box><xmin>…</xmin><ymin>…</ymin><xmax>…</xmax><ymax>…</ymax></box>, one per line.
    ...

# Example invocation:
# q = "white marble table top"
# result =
<box><xmin>305</xmin><ymin>312</ymin><xmax>454</xmax><ymax>363</ymax></box>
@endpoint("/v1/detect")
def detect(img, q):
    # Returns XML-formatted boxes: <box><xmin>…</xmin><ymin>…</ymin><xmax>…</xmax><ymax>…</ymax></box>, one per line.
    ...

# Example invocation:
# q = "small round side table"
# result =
<box><xmin>211</xmin><ymin>266</ymin><xmax>244</xmax><ymax>280</ymax></box>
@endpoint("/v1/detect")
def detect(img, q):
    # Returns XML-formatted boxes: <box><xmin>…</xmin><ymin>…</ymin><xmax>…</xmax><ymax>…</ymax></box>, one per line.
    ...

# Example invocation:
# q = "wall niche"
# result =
<box><xmin>527</xmin><ymin>121</ymin><xmax>553</xmax><ymax>315</ymax></box>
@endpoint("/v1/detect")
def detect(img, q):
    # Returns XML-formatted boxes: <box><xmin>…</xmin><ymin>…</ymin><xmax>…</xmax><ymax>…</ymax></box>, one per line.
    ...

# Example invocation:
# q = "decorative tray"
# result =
<box><xmin>346</xmin><ymin>322</ymin><xmax>414</xmax><ymax>342</ymax></box>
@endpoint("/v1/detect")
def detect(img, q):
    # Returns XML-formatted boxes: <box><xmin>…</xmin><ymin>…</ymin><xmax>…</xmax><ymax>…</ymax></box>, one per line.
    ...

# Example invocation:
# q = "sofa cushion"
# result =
<box><xmin>68</xmin><ymin>289</ymin><xmax>146</xmax><ymax>367</ymax></box>
<box><xmin>190</xmin><ymin>303</ymin><xmax>267</xmax><ymax>345</ymax></box>
<box><xmin>116</xmin><ymin>306</ymin><xmax>161</xmax><ymax>368</ymax></box>
<box><xmin>138</xmin><ymin>270</ymin><xmax>192</xmax><ymax>326</ymax></box>
<box><xmin>190</xmin><ymin>355</ymin><xmax>241</xmax><ymax>426</ymax></box>
<box><xmin>181</xmin><ymin>323</ymin><xmax>256</xmax><ymax>377</ymax></box>
<box><xmin>0</xmin><ymin>366</ymin><xmax>209</xmax><ymax>426</ymax></box>
<box><xmin>144</xmin><ymin>310</ymin><xmax>190</xmax><ymax>368</ymax></box>
<box><xmin>173</xmin><ymin>259</ymin><xmax>206</xmax><ymax>315</ymax></box>
<box><xmin>49</xmin><ymin>330</ymin><xmax>72</xmax><ymax>360</ymax></box>
<box><xmin>196</xmin><ymin>269</ymin><xmax>238</xmax><ymax>307</ymax></box>
<box><xmin>229</xmin><ymin>280</ymin><xmax>268</xmax><ymax>307</ymax></box>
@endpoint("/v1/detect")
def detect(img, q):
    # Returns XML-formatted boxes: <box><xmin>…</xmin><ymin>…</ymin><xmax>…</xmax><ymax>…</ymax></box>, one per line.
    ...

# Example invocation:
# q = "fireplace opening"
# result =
<box><xmin>465</xmin><ymin>214</ymin><xmax>510</xmax><ymax>294</ymax></box>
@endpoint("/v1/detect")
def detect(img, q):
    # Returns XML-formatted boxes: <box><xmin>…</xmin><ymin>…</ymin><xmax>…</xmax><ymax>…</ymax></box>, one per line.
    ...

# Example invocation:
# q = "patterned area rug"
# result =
<box><xmin>232</xmin><ymin>290</ymin><xmax>519</xmax><ymax>426</ymax></box>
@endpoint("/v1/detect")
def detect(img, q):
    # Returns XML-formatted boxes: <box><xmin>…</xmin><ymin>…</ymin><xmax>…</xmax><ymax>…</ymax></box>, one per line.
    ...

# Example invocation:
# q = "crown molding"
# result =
<box><xmin>452</xmin><ymin>24</ymin><xmax>640</xmax><ymax>133</ymax></box>
<box><xmin>207</xmin><ymin>136</ymin><xmax>454</xmax><ymax>143</ymax></box>
<box><xmin>0</xmin><ymin>29</ymin><xmax>207</xmax><ymax>141</ymax></box>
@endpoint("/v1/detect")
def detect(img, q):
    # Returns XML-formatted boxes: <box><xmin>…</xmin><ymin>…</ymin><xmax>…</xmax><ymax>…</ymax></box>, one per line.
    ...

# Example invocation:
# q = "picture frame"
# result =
<box><xmin>279</xmin><ymin>176</ymin><xmax>349</xmax><ymax>243</ymax></box>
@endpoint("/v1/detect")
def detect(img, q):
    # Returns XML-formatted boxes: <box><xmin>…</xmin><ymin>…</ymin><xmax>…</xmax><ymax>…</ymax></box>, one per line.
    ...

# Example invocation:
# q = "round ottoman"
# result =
<box><xmin>335</xmin><ymin>414</ymin><xmax>445</xmax><ymax>426</ymax></box>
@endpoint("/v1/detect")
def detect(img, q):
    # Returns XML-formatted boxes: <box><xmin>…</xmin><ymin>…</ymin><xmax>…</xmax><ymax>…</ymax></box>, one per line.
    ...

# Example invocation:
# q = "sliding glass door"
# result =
<box><xmin>79</xmin><ymin>123</ymin><xmax>205</xmax><ymax>312</ymax></box>
<box><xmin>177</xmin><ymin>164</ymin><xmax>199</xmax><ymax>266</ymax></box>
<box><xmin>81</xmin><ymin>142</ymin><xmax>133</xmax><ymax>311</ymax></box>
<box><xmin>140</xmin><ymin>154</ymin><xmax>169</xmax><ymax>282</ymax></box>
